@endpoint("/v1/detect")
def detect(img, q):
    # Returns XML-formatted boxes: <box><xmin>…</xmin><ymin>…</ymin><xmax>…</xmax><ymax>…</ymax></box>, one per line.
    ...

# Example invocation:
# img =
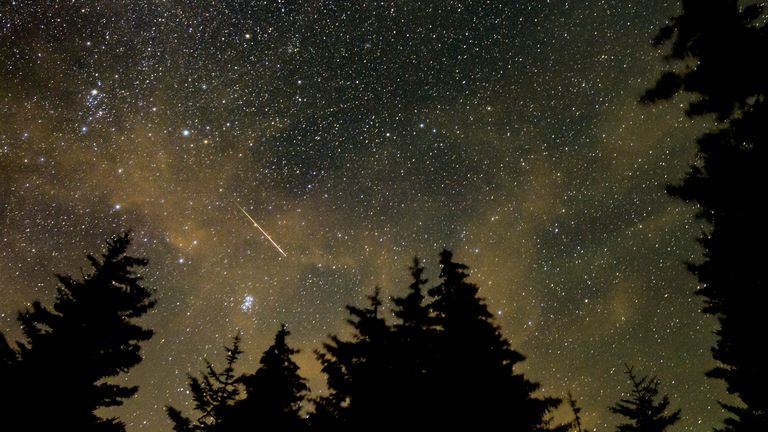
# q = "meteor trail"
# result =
<box><xmin>233</xmin><ymin>201</ymin><xmax>288</xmax><ymax>257</ymax></box>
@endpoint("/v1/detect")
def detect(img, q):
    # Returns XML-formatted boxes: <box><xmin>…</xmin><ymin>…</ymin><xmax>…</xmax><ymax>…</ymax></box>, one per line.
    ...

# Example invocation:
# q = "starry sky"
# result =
<box><xmin>0</xmin><ymin>1</ymin><xmax>726</xmax><ymax>430</ymax></box>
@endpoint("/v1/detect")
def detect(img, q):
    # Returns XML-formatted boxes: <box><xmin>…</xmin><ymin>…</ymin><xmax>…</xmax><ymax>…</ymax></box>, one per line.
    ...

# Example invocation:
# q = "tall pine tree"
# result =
<box><xmin>644</xmin><ymin>2</ymin><xmax>767</xmax><ymax>429</ymax></box>
<box><xmin>389</xmin><ymin>257</ymin><xmax>434</xmax><ymax>428</ymax></box>
<box><xmin>610</xmin><ymin>365</ymin><xmax>681</xmax><ymax>432</ymax></box>
<box><xmin>0</xmin><ymin>232</ymin><xmax>156</xmax><ymax>432</ymax></box>
<box><xmin>312</xmin><ymin>287</ymin><xmax>393</xmax><ymax>430</ymax></box>
<box><xmin>231</xmin><ymin>324</ymin><xmax>308</xmax><ymax>430</ymax></box>
<box><xmin>166</xmin><ymin>334</ymin><xmax>244</xmax><ymax>432</ymax></box>
<box><xmin>427</xmin><ymin>249</ymin><xmax>564</xmax><ymax>431</ymax></box>
<box><xmin>314</xmin><ymin>251</ymin><xmax>565</xmax><ymax>430</ymax></box>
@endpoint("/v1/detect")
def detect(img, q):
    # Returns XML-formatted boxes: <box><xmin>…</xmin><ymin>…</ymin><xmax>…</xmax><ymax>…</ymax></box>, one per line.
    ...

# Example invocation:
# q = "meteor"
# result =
<box><xmin>233</xmin><ymin>201</ymin><xmax>288</xmax><ymax>257</ymax></box>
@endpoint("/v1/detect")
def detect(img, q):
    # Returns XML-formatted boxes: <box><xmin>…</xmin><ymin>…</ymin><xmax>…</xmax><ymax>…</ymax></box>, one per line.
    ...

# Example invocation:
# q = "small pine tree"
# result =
<box><xmin>567</xmin><ymin>391</ymin><xmax>585</xmax><ymax>432</ymax></box>
<box><xmin>610</xmin><ymin>365</ymin><xmax>681</xmax><ymax>432</ymax></box>
<box><xmin>1</xmin><ymin>232</ymin><xmax>155</xmax><ymax>432</ymax></box>
<box><xmin>232</xmin><ymin>324</ymin><xmax>308</xmax><ymax>430</ymax></box>
<box><xmin>166</xmin><ymin>334</ymin><xmax>244</xmax><ymax>432</ymax></box>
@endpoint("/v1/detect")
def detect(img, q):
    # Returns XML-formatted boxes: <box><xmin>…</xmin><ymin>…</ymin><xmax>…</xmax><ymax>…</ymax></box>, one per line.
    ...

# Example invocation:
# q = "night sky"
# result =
<box><xmin>0</xmin><ymin>1</ymin><xmax>726</xmax><ymax>430</ymax></box>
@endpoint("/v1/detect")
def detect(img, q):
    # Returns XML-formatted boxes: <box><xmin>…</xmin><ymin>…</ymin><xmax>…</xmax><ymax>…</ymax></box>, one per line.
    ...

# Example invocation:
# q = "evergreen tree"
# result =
<box><xmin>642</xmin><ymin>1</ymin><xmax>766</xmax><ymax>121</ymax></box>
<box><xmin>389</xmin><ymin>257</ymin><xmax>433</xmax><ymax>428</ymax></box>
<box><xmin>392</xmin><ymin>257</ymin><xmax>430</xmax><ymax>331</ymax></box>
<box><xmin>312</xmin><ymin>287</ymin><xmax>393</xmax><ymax>430</ymax></box>
<box><xmin>610</xmin><ymin>365</ymin><xmax>681</xmax><ymax>432</ymax></box>
<box><xmin>644</xmin><ymin>2</ymin><xmax>768</xmax><ymax>429</ymax></box>
<box><xmin>426</xmin><ymin>249</ymin><xmax>564</xmax><ymax>431</ymax></box>
<box><xmin>0</xmin><ymin>232</ymin><xmax>155</xmax><ymax>432</ymax></box>
<box><xmin>314</xmin><ymin>251</ymin><xmax>566</xmax><ymax>430</ymax></box>
<box><xmin>231</xmin><ymin>324</ymin><xmax>308</xmax><ymax>430</ymax></box>
<box><xmin>166</xmin><ymin>334</ymin><xmax>243</xmax><ymax>432</ymax></box>
<box><xmin>567</xmin><ymin>391</ymin><xmax>585</xmax><ymax>432</ymax></box>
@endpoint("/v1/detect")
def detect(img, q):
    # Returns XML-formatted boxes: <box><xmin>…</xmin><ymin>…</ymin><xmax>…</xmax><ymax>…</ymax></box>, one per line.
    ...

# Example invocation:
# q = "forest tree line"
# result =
<box><xmin>0</xmin><ymin>233</ymin><xmax>679</xmax><ymax>432</ymax></box>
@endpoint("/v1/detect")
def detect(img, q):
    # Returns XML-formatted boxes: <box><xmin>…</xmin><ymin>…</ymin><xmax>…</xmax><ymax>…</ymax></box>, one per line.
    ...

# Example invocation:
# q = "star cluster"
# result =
<box><xmin>1</xmin><ymin>1</ymin><xmax>723</xmax><ymax>430</ymax></box>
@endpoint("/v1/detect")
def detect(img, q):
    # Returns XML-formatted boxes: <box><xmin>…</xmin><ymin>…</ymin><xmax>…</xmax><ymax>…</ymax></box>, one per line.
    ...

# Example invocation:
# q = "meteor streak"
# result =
<box><xmin>233</xmin><ymin>201</ymin><xmax>288</xmax><ymax>257</ymax></box>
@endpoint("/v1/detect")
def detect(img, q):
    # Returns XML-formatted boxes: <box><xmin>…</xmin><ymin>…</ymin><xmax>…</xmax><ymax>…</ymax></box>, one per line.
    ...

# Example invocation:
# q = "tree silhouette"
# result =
<box><xmin>567</xmin><ymin>391</ymin><xmax>585</xmax><ymax>432</ymax></box>
<box><xmin>313</xmin><ymin>251</ymin><xmax>565</xmax><ymax>430</ymax></box>
<box><xmin>312</xmin><ymin>287</ymin><xmax>394</xmax><ymax>429</ymax></box>
<box><xmin>427</xmin><ymin>249</ymin><xmax>565</xmax><ymax>431</ymax></box>
<box><xmin>642</xmin><ymin>1</ymin><xmax>766</xmax><ymax>121</ymax></box>
<box><xmin>392</xmin><ymin>257</ymin><xmax>430</xmax><ymax>331</ymax></box>
<box><xmin>610</xmin><ymin>365</ymin><xmax>680</xmax><ymax>432</ymax></box>
<box><xmin>388</xmin><ymin>257</ymin><xmax>434</xmax><ymax>427</ymax></box>
<box><xmin>0</xmin><ymin>231</ymin><xmax>156</xmax><ymax>432</ymax></box>
<box><xmin>166</xmin><ymin>334</ymin><xmax>243</xmax><ymax>432</ymax></box>
<box><xmin>644</xmin><ymin>2</ymin><xmax>768</xmax><ymax>429</ymax></box>
<box><xmin>231</xmin><ymin>324</ymin><xmax>308</xmax><ymax>430</ymax></box>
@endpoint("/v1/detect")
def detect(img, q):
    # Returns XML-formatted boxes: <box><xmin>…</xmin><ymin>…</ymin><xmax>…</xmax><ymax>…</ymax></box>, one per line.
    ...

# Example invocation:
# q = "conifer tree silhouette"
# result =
<box><xmin>567</xmin><ymin>391</ymin><xmax>585</xmax><ymax>432</ymax></box>
<box><xmin>388</xmin><ymin>257</ymin><xmax>433</xmax><ymax>427</ymax></box>
<box><xmin>427</xmin><ymin>249</ymin><xmax>564</xmax><ymax>431</ymax></box>
<box><xmin>231</xmin><ymin>324</ymin><xmax>308</xmax><ymax>430</ymax></box>
<box><xmin>312</xmin><ymin>287</ymin><xmax>393</xmax><ymax>430</ymax></box>
<box><xmin>0</xmin><ymin>232</ymin><xmax>155</xmax><ymax>432</ymax></box>
<box><xmin>313</xmin><ymin>251</ymin><xmax>565</xmax><ymax>430</ymax></box>
<box><xmin>644</xmin><ymin>2</ymin><xmax>767</xmax><ymax>429</ymax></box>
<box><xmin>609</xmin><ymin>365</ymin><xmax>680</xmax><ymax>432</ymax></box>
<box><xmin>392</xmin><ymin>257</ymin><xmax>430</xmax><ymax>331</ymax></box>
<box><xmin>166</xmin><ymin>334</ymin><xmax>243</xmax><ymax>432</ymax></box>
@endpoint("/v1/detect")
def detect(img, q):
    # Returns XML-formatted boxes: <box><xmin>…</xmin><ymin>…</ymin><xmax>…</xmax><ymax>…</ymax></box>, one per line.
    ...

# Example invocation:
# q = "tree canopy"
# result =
<box><xmin>312</xmin><ymin>250</ymin><xmax>566</xmax><ymax>431</ymax></box>
<box><xmin>0</xmin><ymin>232</ymin><xmax>156</xmax><ymax>432</ymax></box>
<box><xmin>644</xmin><ymin>2</ymin><xmax>768</xmax><ymax>429</ymax></box>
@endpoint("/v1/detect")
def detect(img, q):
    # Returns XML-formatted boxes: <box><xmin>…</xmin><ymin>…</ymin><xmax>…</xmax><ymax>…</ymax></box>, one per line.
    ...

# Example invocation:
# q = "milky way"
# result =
<box><xmin>1</xmin><ymin>1</ymin><xmax>725</xmax><ymax>430</ymax></box>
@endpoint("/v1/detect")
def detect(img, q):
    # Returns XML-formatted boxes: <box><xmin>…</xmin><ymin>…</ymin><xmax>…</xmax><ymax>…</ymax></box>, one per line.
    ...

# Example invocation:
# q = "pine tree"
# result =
<box><xmin>312</xmin><ymin>287</ymin><xmax>393</xmax><ymax>430</ymax></box>
<box><xmin>314</xmin><ymin>251</ymin><xmax>566</xmax><ymax>430</ymax></box>
<box><xmin>0</xmin><ymin>231</ymin><xmax>155</xmax><ymax>432</ymax></box>
<box><xmin>166</xmin><ymin>334</ymin><xmax>243</xmax><ymax>432</ymax></box>
<box><xmin>567</xmin><ymin>391</ymin><xmax>585</xmax><ymax>432</ymax></box>
<box><xmin>642</xmin><ymin>1</ymin><xmax>766</xmax><ymax>121</ymax></box>
<box><xmin>392</xmin><ymin>257</ymin><xmax>430</xmax><ymax>331</ymax></box>
<box><xmin>644</xmin><ymin>2</ymin><xmax>768</xmax><ymax>429</ymax></box>
<box><xmin>610</xmin><ymin>365</ymin><xmax>681</xmax><ymax>432</ymax></box>
<box><xmin>427</xmin><ymin>249</ymin><xmax>564</xmax><ymax>431</ymax></box>
<box><xmin>231</xmin><ymin>324</ymin><xmax>308</xmax><ymax>430</ymax></box>
<box><xmin>389</xmin><ymin>257</ymin><xmax>433</xmax><ymax>428</ymax></box>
